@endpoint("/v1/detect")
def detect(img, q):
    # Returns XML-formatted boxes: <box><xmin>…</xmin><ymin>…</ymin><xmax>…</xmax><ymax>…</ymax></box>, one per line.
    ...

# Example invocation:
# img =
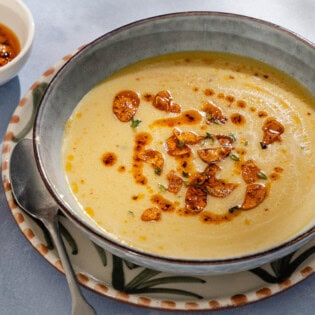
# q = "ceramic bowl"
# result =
<box><xmin>0</xmin><ymin>0</ymin><xmax>34</xmax><ymax>85</ymax></box>
<box><xmin>33</xmin><ymin>12</ymin><xmax>315</xmax><ymax>275</ymax></box>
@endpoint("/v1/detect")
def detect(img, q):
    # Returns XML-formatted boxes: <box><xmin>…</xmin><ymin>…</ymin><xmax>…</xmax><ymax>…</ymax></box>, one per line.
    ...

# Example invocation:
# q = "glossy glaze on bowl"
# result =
<box><xmin>33</xmin><ymin>12</ymin><xmax>315</xmax><ymax>275</ymax></box>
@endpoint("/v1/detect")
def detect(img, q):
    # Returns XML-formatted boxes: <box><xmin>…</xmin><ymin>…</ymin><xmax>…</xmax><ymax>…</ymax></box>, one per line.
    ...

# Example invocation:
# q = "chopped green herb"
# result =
<box><xmin>131</xmin><ymin>117</ymin><xmax>141</xmax><ymax>128</ymax></box>
<box><xmin>182</xmin><ymin>171</ymin><xmax>189</xmax><ymax>178</ymax></box>
<box><xmin>128</xmin><ymin>210</ymin><xmax>135</xmax><ymax>216</ymax></box>
<box><xmin>229</xmin><ymin>133</ymin><xmax>237</xmax><ymax>142</ymax></box>
<box><xmin>206</xmin><ymin>113</ymin><xmax>221</xmax><ymax>124</ymax></box>
<box><xmin>183</xmin><ymin>180</ymin><xmax>190</xmax><ymax>187</ymax></box>
<box><xmin>257</xmin><ymin>171</ymin><xmax>268</xmax><ymax>180</ymax></box>
<box><xmin>206</xmin><ymin>112</ymin><xmax>212</xmax><ymax>120</ymax></box>
<box><xmin>154</xmin><ymin>167</ymin><xmax>162</xmax><ymax>175</ymax></box>
<box><xmin>229</xmin><ymin>153</ymin><xmax>240</xmax><ymax>161</ymax></box>
<box><xmin>176</xmin><ymin>140</ymin><xmax>186</xmax><ymax>148</ymax></box>
<box><xmin>205</xmin><ymin>132</ymin><xmax>215</xmax><ymax>141</ymax></box>
<box><xmin>158</xmin><ymin>183</ymin><xmax>166</xmax><ymax>192</ymax></box>
<box><xmin>244</xmin><ymin>140</ymin><xmax>249</xmax><ymax>146</ymax></box>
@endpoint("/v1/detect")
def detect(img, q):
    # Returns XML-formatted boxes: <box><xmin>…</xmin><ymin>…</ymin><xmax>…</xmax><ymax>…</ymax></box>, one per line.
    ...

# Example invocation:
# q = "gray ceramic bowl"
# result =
<box><xmin>33</xmin><ymin>12</ymin><xmax>315</xmax><ymax>275</ymax></box>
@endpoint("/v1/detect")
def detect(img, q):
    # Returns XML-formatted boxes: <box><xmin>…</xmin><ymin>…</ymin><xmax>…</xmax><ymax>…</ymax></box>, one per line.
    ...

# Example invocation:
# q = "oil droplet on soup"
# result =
<box><xmin>62</xmin><ymin>51</ymin><xmax>315</xmax><ymax>259</ymax></box>
<box><xmin>101</xmin><ymin>152</ymin><xmax>117</xmax><ymax>166</ymax></box>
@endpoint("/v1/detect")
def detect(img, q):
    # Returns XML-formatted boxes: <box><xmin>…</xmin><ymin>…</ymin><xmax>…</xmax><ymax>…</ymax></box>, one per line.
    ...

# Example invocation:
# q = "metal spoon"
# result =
<box><xmin>9</xmin><ymin>138</ymin><xmax>96</xmax><ymax>315</ymax></box>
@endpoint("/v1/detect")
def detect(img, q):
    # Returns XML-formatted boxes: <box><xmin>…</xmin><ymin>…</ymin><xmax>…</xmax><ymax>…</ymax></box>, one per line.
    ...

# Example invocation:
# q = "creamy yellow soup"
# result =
<box><xmin>62</xmin><ymin>52</ymin><xmax>315</xmax><ymax>259</ymax></box>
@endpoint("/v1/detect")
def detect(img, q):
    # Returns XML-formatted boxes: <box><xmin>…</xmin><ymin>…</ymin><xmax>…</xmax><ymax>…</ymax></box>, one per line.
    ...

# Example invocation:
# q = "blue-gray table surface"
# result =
<box><xmin>1</xmin><ymin>1</ymin><xmax>314</xmax><ymax>314</ymax></box>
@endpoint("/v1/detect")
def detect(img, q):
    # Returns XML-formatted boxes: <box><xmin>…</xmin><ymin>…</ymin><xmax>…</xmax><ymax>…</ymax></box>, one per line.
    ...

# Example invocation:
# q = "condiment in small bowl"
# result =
<box><xmin>0</xmin><ymin>0</ymin><xmax>34</xmax><ymax>85</ymax></box>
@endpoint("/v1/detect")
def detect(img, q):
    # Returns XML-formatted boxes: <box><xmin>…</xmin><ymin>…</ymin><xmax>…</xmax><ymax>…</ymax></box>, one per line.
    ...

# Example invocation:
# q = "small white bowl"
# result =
<box><xmin>0</xmin><ymin>0</ymin><xmax>34</xmax><ymax>85</ymax></box>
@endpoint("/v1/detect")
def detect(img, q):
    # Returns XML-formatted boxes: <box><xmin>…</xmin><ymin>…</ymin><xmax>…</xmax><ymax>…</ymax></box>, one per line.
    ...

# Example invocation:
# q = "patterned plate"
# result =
<box><xmin>2</xmin><ymin>50</ymin><xmax>315</xmax><ymax>312</ymax></box>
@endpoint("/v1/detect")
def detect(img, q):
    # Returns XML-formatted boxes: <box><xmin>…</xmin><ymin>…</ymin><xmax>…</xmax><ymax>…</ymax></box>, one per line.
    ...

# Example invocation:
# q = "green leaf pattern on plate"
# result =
<box><xmin>250</xmin><ymin>246</ymin><xmax>315</xmax><ymax>283</ymax></box>
<box><xmin>112</xmin><ymin>256</ymin><xmax>205</xmax><ymax>299</ymax></box>
<box><xmin>13</xmin><ymin>82</ymin><xmax>48</xmax><ymax>142</ymax></box>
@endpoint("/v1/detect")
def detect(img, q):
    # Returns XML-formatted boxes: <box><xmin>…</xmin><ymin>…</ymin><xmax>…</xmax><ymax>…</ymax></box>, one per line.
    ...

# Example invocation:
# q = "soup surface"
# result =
<box><xmin>63</xmin><ymin>52</ymin><xmax>315</xmax><ymax>259</ymax></box>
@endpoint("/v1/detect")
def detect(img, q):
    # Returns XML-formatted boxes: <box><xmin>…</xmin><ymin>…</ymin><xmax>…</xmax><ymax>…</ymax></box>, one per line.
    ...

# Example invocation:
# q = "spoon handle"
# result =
<box><xmin>43</xmin><ymin>214</ymin><xmax>96</xmax><ymax>315</ymax></box>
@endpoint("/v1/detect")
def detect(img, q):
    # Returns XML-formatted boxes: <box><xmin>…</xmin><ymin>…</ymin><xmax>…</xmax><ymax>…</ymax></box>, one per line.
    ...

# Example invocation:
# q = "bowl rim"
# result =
<box><xmin>33</xmin><ymin>11</ymin><xmax>315</xmax><ymax>269</ymax></box>
<box><xmin>0</xmin><ymin>0</ymin><xmax>35</xmax><ymax>73</ymax></box>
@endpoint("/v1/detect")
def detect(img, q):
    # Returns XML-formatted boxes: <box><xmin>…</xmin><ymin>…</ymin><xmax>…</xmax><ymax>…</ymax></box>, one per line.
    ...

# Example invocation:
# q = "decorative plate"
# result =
<box><xmin>2</xmin><ymin>50</ymin><xmax>315</xmax><ymax>312</ymax></box>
